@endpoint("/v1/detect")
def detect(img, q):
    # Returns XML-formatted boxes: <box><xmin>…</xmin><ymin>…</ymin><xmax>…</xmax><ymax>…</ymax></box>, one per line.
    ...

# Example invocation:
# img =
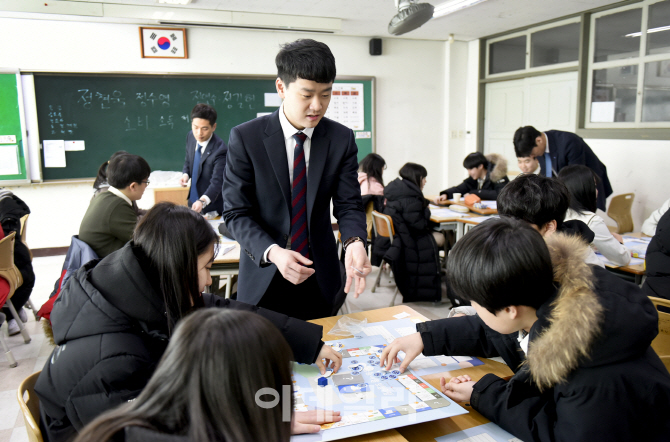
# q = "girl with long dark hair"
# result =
<box><xmin>75</xmin><ymin>309</ymin><xmax>294</xmax><ymax>442</ymax></box>
<box><xmin>558</xmin><ymin>165</ymin><xmax>630</xmax><ymax>266</ymax></box>
<box><xmin>36</xmin><ymin>203</ymin><xmax>341</xmax><ymax>442</ymax></box>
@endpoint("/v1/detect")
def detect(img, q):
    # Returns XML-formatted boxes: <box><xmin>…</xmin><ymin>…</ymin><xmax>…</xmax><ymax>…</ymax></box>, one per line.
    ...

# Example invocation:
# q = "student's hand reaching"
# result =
<box><xmin>292</xmin><ymin>410</ymin><xmax>342</xmax><ymax>434</ymax></box>
<box><xmin>440</xmin><ymin>375</ymin><xmax>475</xmax><ymax>402</ymax></box>
<box><xmin>434</xmin><ymin>194</ymin><xmax>448</xmax><ymax>204</ymax></box>
<box><xmin>315</xmin><ymin>344</ymin><xmax>342</xmax><ymax>375</ymax></box>
<box><xmin>379</xmin><ymin>332</ymin><xmax>424</xmax><ymax>373</ymax></box>
<box><xmin>268</xmin><ymin>247</ymin><xmax>315</xmax><ymax>285</ymax></box>
<box><xmin>344</xmin><ymin>241</ymin><xmax>371</xmax><ymax>297</ymax></box>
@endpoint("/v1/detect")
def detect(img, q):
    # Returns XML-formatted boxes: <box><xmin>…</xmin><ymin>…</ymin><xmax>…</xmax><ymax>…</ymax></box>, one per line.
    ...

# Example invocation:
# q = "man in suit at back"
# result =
<box><xmin>179</xmin><ymin>103</ymin><xmax>227</xmax><ymax>215</ymax></box>
<box><xmin>223</xmin><ymin>39</ymin><xmax>371</xmax><ymax>320</ymax></box>
<box><xmin>513</xmin><ymin>126</ymin><xmax>612</xmax><ymax>211</ymax></box>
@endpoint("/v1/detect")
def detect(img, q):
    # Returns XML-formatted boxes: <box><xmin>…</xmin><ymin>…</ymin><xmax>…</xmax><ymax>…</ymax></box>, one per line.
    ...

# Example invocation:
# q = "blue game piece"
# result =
<box><xmin>369</xmin><ymin>355</ymin><xmax>376</xmax><ymax>359</ymax></box>
<box><xmin>389</xmin><ymin>374</ymin><xmax>397</xmax><ymax>379</ymax></box>
<box><xmin>374</xmin><ymin>372</ymin><xmax>381</xmax><ymax>377</ymax></box>
<box><xmin>381</xmin><ymin>375</ymin><xmax>388</xmax><ymax>380</ymax></box>
<box><xmin>317</xmin><ymin>377</ymin><xmax>328</xmax><ymax>387</ymax></box>
<box><xmin>392</xmin><ymin>370</ymin><xmax>400</xmax><ymax>375</ymax></box>
<box><xmin>351</xmin><ymin>360</ymin><xmax>358</xmax><ymax>364</ymax></box>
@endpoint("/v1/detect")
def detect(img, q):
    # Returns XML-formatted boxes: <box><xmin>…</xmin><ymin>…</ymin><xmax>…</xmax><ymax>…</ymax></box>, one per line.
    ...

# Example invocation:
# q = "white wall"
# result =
<box><xmin>1</xmin><ymin>17</ymin><xmax>447</xmax><ymax>249</ymax></box>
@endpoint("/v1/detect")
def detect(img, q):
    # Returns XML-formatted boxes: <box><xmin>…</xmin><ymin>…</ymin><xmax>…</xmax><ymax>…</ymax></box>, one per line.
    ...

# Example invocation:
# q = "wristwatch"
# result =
<box><xmin>199</xmin><ymin>198</ymin><xmax>208</xmax><ymax>208</ymax></box>
<box><xmin>343</xmin><ymin>236</ymin><xmax>364</xmax><ymax>252</ymax></box>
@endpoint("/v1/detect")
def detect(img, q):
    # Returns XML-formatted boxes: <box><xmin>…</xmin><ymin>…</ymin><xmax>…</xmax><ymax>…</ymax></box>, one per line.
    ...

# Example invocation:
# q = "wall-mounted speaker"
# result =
<box><xmin>369</xmin><ymin>38</ymin><xmax>382</xmax><ymax>56</ymax></box>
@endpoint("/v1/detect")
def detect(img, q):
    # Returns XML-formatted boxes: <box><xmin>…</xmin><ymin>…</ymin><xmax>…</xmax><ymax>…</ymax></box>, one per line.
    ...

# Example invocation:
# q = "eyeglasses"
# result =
<box><xmin>141</xmin><ymin>180</ymin><xmax>150</xmax><ymax>185</ymax></box>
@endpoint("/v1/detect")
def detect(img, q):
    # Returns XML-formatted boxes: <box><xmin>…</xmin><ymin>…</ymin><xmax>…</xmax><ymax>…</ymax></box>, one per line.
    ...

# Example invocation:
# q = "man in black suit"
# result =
<box><xmin>179</xmin><ymin>103</ymin><xmax>227</xmax><ymax>215</ymax></box>
<box><xmin>513</xmin><ymin>126</ymin><xmax>612</xmax><ymax>211</ymax></box>
<box><xmin>222</xmin><ymin>39</ymin><xmax>371</xmax><ymax>320</ymax></box>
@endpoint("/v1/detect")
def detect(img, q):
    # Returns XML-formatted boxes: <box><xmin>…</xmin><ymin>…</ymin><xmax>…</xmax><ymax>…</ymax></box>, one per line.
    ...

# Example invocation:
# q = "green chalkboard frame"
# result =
<box><xmin>33</xmin><ymin>73</ymin><xmax>374</xmax><ymax>182</ymax></box>
<box><xmin>0</xmin><ymin>72</ymin><xmax>30</xmax><ymax>185</ymax></box>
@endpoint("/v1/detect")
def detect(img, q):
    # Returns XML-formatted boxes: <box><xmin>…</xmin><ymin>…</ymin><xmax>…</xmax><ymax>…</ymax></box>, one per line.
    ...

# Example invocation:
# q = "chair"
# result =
<box><xmin>0</xmin><ymin>231</ymin><xmax>31</xmax><ymax>345</ymax></box>
<box><xmin>153</xmin><ymin>187</ymin><xmax>189</xmax><ymax>207</ymax></box>
<box><xmin>17</xmin><ymin>371</ymin><xmax>44</xmax><ymax>442</ymax></box>
<box><xmin>607</xmin><ymin>193</ymin><xmax>635</xmax><ymax>234</ymax></box>
<box><xmin>649</xmin><ymin>297</ymin><xmax>670</xmax><ymax>364</ymax></box>
<box><xmin>370</xmin><ymin>211</ymin><xmax>396</xmax><ymax>296</ymax></box>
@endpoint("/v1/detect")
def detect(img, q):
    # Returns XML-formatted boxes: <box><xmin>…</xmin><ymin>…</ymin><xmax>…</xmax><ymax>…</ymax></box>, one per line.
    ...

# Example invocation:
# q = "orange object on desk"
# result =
<box><xmin>464</xmin><ymin>194</ymin><xmax>481</xmax><ymax>205</ymax></box>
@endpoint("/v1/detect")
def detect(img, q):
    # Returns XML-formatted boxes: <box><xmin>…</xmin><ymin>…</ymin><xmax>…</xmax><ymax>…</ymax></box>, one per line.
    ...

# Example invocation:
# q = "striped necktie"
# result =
<box><xmin>291</xmin><ymin>132</ymin><xmax>309</xmax><ymax>258</ymax></box>
<box><xmin>189</xmin><ymin>144</ymin><xmax>201</xmax><ymax>203</ymax></box>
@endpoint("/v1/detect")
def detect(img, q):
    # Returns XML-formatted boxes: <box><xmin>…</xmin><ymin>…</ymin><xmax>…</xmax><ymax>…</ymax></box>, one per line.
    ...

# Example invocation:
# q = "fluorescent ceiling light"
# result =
<box><xmin>433</xmin><ymin>0</ymin><xmax>488</xmax><ymax>18</ymax></box>
<box><xmin>625</xmin><ymin>25</ymin><xmax>670</xmax><ymax>38</ymax></box>
<box><xmin>157</xmin><ymin>0</ymin><xmax>192</xmax><ymax>5</ymax></box>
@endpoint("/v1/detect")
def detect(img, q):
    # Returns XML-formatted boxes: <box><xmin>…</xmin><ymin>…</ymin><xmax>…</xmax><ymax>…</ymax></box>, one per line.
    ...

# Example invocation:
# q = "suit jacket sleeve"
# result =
<box><xmin>202</xmin><ymin>140</ymin><xmax>227</xmax><ymax>204</ymax></box>
<box><xmin>564</xmin><ymin>135</ymin><xmax>586</xmax><ymax>166</ymax></box>
<box><xmin>222</xmin><ymin>127</ymin><xmax>283</xmax><ymax>266</ymax></box>
<box><xmin>182</xmin><ymin>133</ymin><xmax>192</xmax><ymax>176</ymax></box>
<box><xmin>203</xmin><ymin>294</ymin><xmax>323</xmax><ymax>363</ymax></box>
<box><xmin>331</xmin><ymin>130</ymin><xmax>367</xmax><ymax>243</ymax></box>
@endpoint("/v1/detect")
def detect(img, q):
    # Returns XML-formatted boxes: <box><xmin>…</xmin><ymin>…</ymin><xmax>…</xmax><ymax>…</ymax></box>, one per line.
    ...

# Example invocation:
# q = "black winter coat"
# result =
<box><xmin>643</xmin><ymin>209</ymin><xmax>670</xmax><ymax>300</ymax></box>
<box><xmin>382</xmin><ymin>179</ymin><xmax>441</xmax><ymax>302</ymax></box>
<box><xmin>0</xmin><ymin>190</ymin><xmax>34</xmax><ymax>309</ymax></box>
<box><xmin>440</xmin><ymin>153</ymin><xmax>510</xmax><ymax>201</ymax></box>
<box><xmin>35</xmin><ymin>243</ymin><xmax>324</xmax><ymax>442</ymax></box>
<box><xmin>418</xmin><ymin>233</ymin><xmax>670</xmax><ymax>442</ymax></box>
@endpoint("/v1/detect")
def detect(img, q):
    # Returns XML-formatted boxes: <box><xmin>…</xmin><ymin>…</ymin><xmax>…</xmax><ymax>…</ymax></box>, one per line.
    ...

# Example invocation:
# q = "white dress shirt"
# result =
<box><xmin>565</xmin><ymin>208</ymin><xmax>631</xmax><ymax>266</ymax></box>
<box><xmin>108</xmin><ymin>186</ymin><xmax>132</xmax><ymax>206</ymax></box>
<box><xmin>641</xmin><ymin>198</ymin><xmax>670</xmax><ymax>237</ymax></box>
<box><xmin>263</xmin><ymin>103</ymin><xmax>316</xmax><ymax>262</ymax></box>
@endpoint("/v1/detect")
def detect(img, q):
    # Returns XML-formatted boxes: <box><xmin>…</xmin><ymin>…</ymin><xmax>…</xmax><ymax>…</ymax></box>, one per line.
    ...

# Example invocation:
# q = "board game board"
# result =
<box><xmin>291</xmin><ymin>319</ymin><xmax>475</xmax><ymax>441</ymax></box>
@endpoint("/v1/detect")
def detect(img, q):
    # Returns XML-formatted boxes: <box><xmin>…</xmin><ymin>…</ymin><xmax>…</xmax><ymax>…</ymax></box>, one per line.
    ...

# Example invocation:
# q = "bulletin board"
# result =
<box><xmin>0</xmin><ymin>72</ymin><xmax>30</xmax><ymax>185</ymax></box>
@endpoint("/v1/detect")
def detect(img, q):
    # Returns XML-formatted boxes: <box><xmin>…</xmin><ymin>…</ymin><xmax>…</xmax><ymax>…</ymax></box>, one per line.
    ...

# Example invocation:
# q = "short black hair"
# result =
<box><xmin>276</xmin><ymin>39</ymin><xmax>336</xmax><ymax>86</ymax></box>
<box><xmin>191</xmin><ymin>103</ymin><xmax>217</xmax><ymax>126</ymax></box>
<box><xmin>107</xmin><ymin>153</ymin><xmax>151</xmax><ymax>189</ymax></box>
<box><xmin>399</xmin><ymin>162</ymin><xmax>427</xmax><ymax>189</ymax></box>
<box><xmin>513</xmin><ymin>126</ymin><xmax>542</xmax><ymax>157</ymax></box>
<box><xmin>359</xmin><ymin>153</ymin><xmax>386</xmax><ymax>186</ymax></box>
<box><xmin>557</xmin><ymin>165</ymin><xmax>598</xmax><ymax>214</ymax></box>
<box><xmin>447</xmin><ymin>217</ymin><xmax>554</xmax><ymax>313</ymax></box>
<box><xmin>463</xmin><ymin>152</ymin><xmax>488</xmax><ymax>170</ymax></box>
<box><xmin>497</xmin><ymin>174</ymin><xmax>569</xmax><ymax>228</ymax></box>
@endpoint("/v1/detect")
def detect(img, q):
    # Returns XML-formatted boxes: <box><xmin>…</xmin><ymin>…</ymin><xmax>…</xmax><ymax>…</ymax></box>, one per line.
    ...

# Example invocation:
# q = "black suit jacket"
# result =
<box><xmin>541</xmin><ymin>130</ymin><xmax>613</xmax><ymax>211</ymax></box>
<box><xmin>222</xmin><ymin>111</ymin><xmax>367</xmax><ymax>306</ymax></box>
<box><xmin>182</xmin><ymin>131</ymin><xmax>227</xmax><ymax>214</ymax></box>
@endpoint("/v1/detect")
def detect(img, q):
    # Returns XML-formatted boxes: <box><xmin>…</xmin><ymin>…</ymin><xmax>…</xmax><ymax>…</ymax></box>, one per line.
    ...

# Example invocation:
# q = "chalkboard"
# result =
<box><xmin>33</xmin><ymin>74</ymin><xmax>374</xmax><ymax>181</ymax></box>
<box><xmin>0</xmin><ymin>72</ymin><xmax>29</xmax><ymax>184</ymax></box>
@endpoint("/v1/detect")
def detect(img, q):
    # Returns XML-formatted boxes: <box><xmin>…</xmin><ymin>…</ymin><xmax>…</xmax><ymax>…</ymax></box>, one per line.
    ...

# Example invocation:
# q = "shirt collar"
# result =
<box><xmin>108</xmin><ymin>186</ymin><xmax>133</xmax><ymax>206</ymax></box>
<box><xmin>279</xmin><ymin>102</ymin><xmax>315</xmax><ymax>140</ymax></box>
<box><xmin>197</xmin><ymin>134</ymin><xmax>212</xmax><ymax>151</ymax></box>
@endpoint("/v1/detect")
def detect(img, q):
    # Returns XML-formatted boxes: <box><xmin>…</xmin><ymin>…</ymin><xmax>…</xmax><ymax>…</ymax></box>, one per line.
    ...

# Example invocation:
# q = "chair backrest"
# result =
<box><xmin>17</xmin><ymin>371</ymin><xmax>43</xmax><ymax>442</ymax></box>
<box><xmin>365</xmin><ymin>201</ymin><xmax>375</xmax><ymax>241</ymax></box>
<box><xmin>649</xmin><ymin>296</ymin><xmax>670</xmax><ymax>359</ymax></box>
<box><xmin>371</xmin><ymin>210</ymin><xmax>395</xmax><ymax>239</ymax></box>
<box><xmin>607</xmin><ymin>193</ymin><xmax>635</xmax><ymax>233</ymax></box>
<box><xmin>153</xmin><ymin>187</ymin><xmax>189</xmax><ymax>207</ymax></box>
<box><xmin>0</xmin><ymin>232</ymin><xmax>23</xmax><ymax>296</ymax></box>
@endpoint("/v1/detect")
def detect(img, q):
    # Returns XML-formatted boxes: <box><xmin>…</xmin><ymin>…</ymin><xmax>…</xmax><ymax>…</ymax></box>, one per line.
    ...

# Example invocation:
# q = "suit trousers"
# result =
<box><xmin>257</xmin><ymin>269</ymin><xmax>334</xmax><ymax>321</ymax></box>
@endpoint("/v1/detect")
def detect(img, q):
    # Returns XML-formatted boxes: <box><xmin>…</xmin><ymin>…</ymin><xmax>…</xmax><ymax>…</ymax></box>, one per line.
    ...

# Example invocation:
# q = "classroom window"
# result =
<box><xmin>531</xmin><ymin>23</ymin><xmax>580</xmax><ymax>68</ymax></box>
<box><xmin>586</xmin><ymin>0</ymin><xmax>670</xmax><ymax>128</ymax></box>
<box><xmin>489</xmin><ymin>36</ymin><xmax>527</xmax><ymax>75</ymax></box>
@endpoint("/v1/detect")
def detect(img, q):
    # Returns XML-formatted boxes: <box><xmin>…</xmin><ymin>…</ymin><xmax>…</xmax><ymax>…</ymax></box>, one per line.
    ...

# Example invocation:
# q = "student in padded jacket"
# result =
<box><xmin>381</xmin><ymin>218</ymin><xmax>670</xmax><ymax>442</ymax></box>
<box><xmin>435</xmin><ymin>152</ymin><xmax>509</xmax><ymax>203</ymax></box>
<box><xmin>382</xmin><ymin>163</ymin><xmax>442</xmax><ymax>303</ymax></box>
<box><xmin>643</xmin><ymin>209</ymin><xmax>670</xmax><ymax>301</ymax></box>
<box><xmin>35</xmin><ymin>203</ymin><xmax>342</xmax><ymax>442</ymax></box>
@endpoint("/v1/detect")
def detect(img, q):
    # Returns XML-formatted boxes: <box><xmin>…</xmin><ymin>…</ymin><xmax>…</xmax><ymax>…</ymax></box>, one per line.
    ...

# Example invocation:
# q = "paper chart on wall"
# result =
<box><xmin>324</xmin><ymin>83</ymin><xmax>364</xmax><ymax>131</ymax></box>
<box><xmin>0</xmin><ymin>145</ymin><xmax>20</xmax><ymax>175</ymax></box>
<box><xmin>43</xmin><ymin>140</ymin><xmax>66</xmax><ymax>168</ymax></box>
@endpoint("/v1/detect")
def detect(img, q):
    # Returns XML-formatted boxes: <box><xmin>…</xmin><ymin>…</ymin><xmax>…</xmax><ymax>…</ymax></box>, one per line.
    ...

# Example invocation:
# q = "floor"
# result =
<box><xmin>0</xmin><ymin>255</ymin><xmax>456</xmax><ymax>442</ymax></box>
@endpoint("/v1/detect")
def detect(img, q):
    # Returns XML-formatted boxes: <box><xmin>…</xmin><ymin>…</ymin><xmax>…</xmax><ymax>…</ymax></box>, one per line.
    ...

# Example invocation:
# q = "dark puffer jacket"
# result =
<box><xmin>382</xmin><ymin>178</ymin><xmax>441</xmax><ymax>302</ymax></box>
<box><xmin>35</xmin><ymin>243</ymin><xmax>324</xmax><ymax>442</ymax></box>
<box><xmin>643</xmin><ymin>209</ymin><xmax>670</xmax><ymax>301</ymax></box>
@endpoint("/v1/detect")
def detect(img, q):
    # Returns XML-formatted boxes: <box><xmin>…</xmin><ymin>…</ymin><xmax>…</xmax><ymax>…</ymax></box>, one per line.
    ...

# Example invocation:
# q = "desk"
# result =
<box><xmin>209</xmin><ymin>241</ymin><xmax>240</xmax><ymax>298</ymax></box>
<box><xmin>310</xmin><ymin>306</ymin><xmax>514</xmax><ymax>442</ymax></box>
<box><xmin>599</xmin><ymin>232</ymin><xmax>646</xmax><ymax>285</ymax></box>
<box><xmin>437</xmin><ymin>200</ymin><xmax>498</xmax><ymax>216</ymax></box>
<box><xmin>429</xmin><ymin>210</ymin><xmax>486</xmax><ymax>242</ymax></box>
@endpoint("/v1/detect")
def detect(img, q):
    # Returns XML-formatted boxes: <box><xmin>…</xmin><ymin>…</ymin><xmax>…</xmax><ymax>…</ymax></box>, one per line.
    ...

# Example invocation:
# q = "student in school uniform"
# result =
<box><xmin>179</xmin><ymin>103</ymin><xmax>227</xmax><ymax>215</ymax></box>
<box><xmin>92</xmin><ymin>151</ymin><xmax>146</xmax><ymax>219</ymax></box>
<box><xmin>222</xmin><ymin>39</ymin><xmax>370</xmax><ymax>320</ymax></box>
<box><xmin>75</xmin><ymin>309</ymin><xmax>333</xmax><ymax>442</ymax></box>
<box><xmin>497</xmin><ymin>173</ymin><xmax>604</xmax><ymax>268</ymax></box>
<box><xmin>434</xmin><ymin>152</ymin><xmax>509</xmax><ymax>203</ymax></box>
<box><xmin>516</xmin><ymin>155</ymin><xmax>540</xmax><ymax>175</ymax></box>
<box><xmin>358</xmin><ymin>153</ymin><xmax>385</xmax><ymax>197</ymax></box>
<box><xmin>642</xmin><ymin>197</ymin><xmax>670</xmax><ymax>237</ymax></box>
<box><xmin>513</xmin><ymin>126</ymin><xmax>612</xmax><ymax>211</ymax></box>
<box><xmin>78</xmin><ymin>154</ymin><xmax>150</xmax><ymax>258</ymax></box>
<box><xmin>35</xmin><ymin>203</ymin><xmax>342</xmax><ymax>442</ymax></box>
<box><xmin>382</xmin><ymin>163</ymin><xmax>442</xmax><ymax>303</ymax></box>
<box><xmin>380</xmin><ymin>217</ymin><xmax>670</xmax><ymax>442</ymax></box>
<box><xmin>643</xmin><ymin>209</ymin><xmax>670</xmax><ymax>301</ymax></box>
<box><xmin>558</xmin><ymin>165</ymin><xmax>631</xmax><ymax>267</ymax></box>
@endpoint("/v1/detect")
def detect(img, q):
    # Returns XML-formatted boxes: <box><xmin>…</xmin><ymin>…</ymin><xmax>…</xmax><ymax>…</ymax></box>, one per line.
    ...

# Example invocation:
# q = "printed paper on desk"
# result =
<box><xmin>216</xmin><ymin>244</ymin><xmax>235</xmax><ymax>258</ymax></box>
<box><xmin>43</xmin><ymin>140</ymin><xmax>66</xmax><ymax>167</ymax></box>
<box><xmin>0</xmin><ymin>145</ymin><xmax>20</xmax><ymax>175</ymax></box>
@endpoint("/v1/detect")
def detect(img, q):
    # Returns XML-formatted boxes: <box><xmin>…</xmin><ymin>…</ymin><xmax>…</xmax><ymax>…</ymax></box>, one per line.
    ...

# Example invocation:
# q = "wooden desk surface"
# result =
<box><xmin>213</xmin><ymin>241</ymin><xmax>240</xmax><ymax>264</ymax></box>
<box><xmin>440</xmin><ymin>200</ymin><xmax>498</xmax><ymax>216</ymax></box>
<box><xmin>309</xmin><ymin>306</ymin><xmax>514</xmax><ymax>442</ymax></box>
<box><xmin>601</xmin><ymin>232</ymin><xmax>646</xmax><ymax>276</ymax></box>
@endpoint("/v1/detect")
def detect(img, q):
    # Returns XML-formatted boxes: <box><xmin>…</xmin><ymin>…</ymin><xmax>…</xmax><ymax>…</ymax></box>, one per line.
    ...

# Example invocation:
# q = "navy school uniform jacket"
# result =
<box><xmin>35</xmin><ymin>243</ymin><xmax>324</xmax><ymax>442</ymax></box>
<box><xmin>418</xmin><ymin>233</ymin><xmax>670</xmax><ymax>442</ymax></box>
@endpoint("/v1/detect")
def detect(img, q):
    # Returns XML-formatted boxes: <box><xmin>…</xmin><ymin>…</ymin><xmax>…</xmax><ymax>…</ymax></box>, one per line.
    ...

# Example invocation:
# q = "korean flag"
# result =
<box><xmin>141</xmin><ymin>27</ymin><xmax>187</xmax><ymax>58</ymax></box>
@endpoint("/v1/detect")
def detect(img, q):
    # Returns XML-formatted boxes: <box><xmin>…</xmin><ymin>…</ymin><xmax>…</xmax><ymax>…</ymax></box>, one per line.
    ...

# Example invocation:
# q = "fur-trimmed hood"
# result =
<box><xmin>485</xmin><ymin>153</ymin><xmax>508</xmax><ymax>183</ymax></box>
<box><xmin>526</xmin><ymin>232</ymin><xmax>658</xmax><ymax>391</ymax></box>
